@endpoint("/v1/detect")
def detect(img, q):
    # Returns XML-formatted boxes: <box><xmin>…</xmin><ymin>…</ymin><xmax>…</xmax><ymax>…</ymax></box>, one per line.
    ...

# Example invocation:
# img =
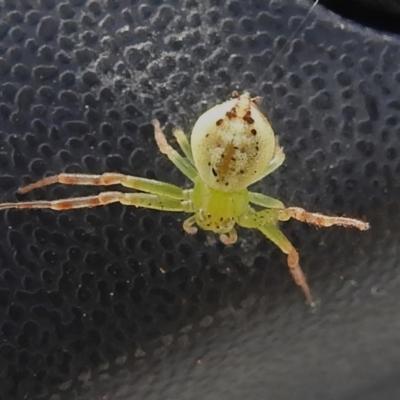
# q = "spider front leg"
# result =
<box><xmin>17</xmin><ymin>172</ymin><xmax>185</xmax><ymax>198</ymax></box>
<box><xmin>278</xmin><ymin>207</ymin><xmax>370</xmax><ymax>231</ymax></box>
<box><xmin>248</xmin><ymin>191</ymin><xmax>369</xmax><ymax>231</ymax></box>
<box><xmin>152</xmin><ymin>120</ymin><xmax>198</xmax><ymax>181</ymax></box>
<box><xmin>0</xmin><ymin>191</ymin><xmax>190</xmax><ymax>212</ymax></box>
<box><xmin>0</xmin><ymin>171</ymin><xmax>195</xmax><ymax>214</ymax></box>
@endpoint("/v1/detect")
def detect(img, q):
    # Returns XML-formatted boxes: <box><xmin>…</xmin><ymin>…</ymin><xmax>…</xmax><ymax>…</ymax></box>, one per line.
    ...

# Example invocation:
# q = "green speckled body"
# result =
<box><xmin>192</xmin><ymin>176</ymin><xmax>249</xmax><ymax>233</ymax></box>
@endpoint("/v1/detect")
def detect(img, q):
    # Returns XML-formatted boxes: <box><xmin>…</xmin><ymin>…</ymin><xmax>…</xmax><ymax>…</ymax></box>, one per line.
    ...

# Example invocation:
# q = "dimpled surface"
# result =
<box><xmin>0</xmin><ymin>1</ymin><xmax>399</xmax><ymax>399</ymax></box>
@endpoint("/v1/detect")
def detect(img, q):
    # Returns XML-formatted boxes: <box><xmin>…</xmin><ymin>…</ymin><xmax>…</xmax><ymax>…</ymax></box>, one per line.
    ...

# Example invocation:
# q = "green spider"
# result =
<box><xmin>0</xmin><ymin>92</ymin><xmax>369</xmax><ymax>304</ymax></box>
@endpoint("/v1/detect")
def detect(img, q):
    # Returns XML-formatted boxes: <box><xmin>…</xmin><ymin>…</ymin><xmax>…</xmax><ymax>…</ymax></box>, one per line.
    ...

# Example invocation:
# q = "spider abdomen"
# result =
<box><xmin>190</xmin><ymin>92</ymin><xmax>276</xmax><ymax>192</ymax></box>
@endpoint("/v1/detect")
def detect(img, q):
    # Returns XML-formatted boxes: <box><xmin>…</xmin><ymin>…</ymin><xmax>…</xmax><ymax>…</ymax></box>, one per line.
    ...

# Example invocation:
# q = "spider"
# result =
<box><xmin>0</xmin><ymin>92</ymin><xmax>369</xmax><ymax>304</ymax></box>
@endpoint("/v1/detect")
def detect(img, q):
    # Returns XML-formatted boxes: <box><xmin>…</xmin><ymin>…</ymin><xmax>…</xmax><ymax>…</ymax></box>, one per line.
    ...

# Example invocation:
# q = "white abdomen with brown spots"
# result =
<box><xmin>190</xmin><ymin>92</ymin><xmax>276</xmax><ymax>192</ymax></box>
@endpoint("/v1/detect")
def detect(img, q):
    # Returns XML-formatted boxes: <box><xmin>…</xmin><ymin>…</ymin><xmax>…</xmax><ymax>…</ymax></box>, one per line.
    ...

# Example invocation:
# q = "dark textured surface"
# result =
<box><xmin>0</xmin><ymin>0</ymin><xmax>399</xmax><ymax>399</ymax></box>
<box><xmin>321</xmin><ymin>0</ymin><xmax>400</xmax><ymax>34</ymax></box>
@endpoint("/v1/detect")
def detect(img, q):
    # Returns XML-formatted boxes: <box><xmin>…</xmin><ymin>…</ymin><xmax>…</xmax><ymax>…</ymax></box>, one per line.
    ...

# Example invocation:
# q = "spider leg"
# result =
<box><xmin>278</xmin><ymin>207</ymin><xmax>370</xmax><ymax>231</ymax></box>
<box><xmin>152</xmin><ymin>119</ymin><xmax>197</xmax><ymax>181</ymax></box>
<box><xmin>0</xmin><ymin>192</ymin><xmax>187</xmax><ymax>212</ymax></box>
<box><xmin>219</xmin><ymin>228</ymin><xmax>238</xmax><ymax>245</ymax></box>
<box><xmin>183</xmin><ymin>215</ymin><xmax>198</xmax><ymax>234</ymax></box>
<box><xmin>238</xmin><ymin>203</ymin><xmax>369</xmax><ymax>304</ymax></box>
<box><xmin>238</xmin><ymin>208</ymin><xmax>312</xmax><ymax>304</ymax></box>
<box><xmin>258</xmin><ymin>143</ymin><xmax>285</xmax><ymax>179</ymax></box>
<box><xmin>18</xmin><ymin>172</ymin><xmax>185</xmax><ymax>199</ymax></box>
<box><xmin>173</xmin><ymin>129</ymin><xmax>194</xmax><ymax>165</ymax></box>
<box><xmin>249</xmin><ymin>192</ymin><xmax>285</xmax><ymax>209</ymax></box>
<box><xmin>258</xmin><ymin>224</ymin><xmax>313</xmax><ymax>304</ymax></box>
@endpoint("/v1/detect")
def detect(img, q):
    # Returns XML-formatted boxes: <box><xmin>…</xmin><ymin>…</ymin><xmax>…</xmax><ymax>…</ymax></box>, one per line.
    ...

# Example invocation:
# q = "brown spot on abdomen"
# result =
<box><xmin>243</xmin><ymin>114</ymin><xmax>254</xmax><ymax>124</ymax></box>
<box><xmin>241</xmin><ymin>110</ymin><xmax>254</xmax><ymax>124</ymax></box>
<box><xmin>226</xmin><ymin>107</ymin><xmax>237</xmax><ymax>119</ymax></box>
<box><xmin>216</xmin><ymin>143</ymin><xmax>235</xmax><ymax>178</ymax></box>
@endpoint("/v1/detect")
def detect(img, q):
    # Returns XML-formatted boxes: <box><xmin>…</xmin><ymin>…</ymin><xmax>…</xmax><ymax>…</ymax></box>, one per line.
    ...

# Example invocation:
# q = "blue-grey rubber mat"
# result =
<box><xmin>0</xmin><ymin>0</ymin><xmax>399</xmax><ymax>399</ymax></box>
